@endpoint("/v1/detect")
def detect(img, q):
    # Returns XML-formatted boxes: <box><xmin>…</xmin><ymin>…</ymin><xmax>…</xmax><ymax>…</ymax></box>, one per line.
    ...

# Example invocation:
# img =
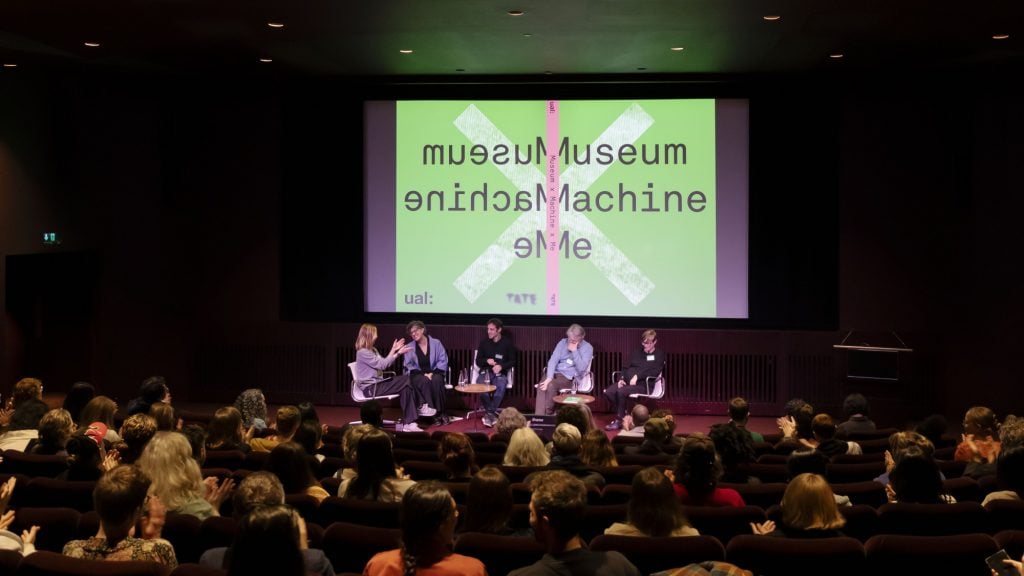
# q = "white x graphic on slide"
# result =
<box><xmin>451</xmin><ymin>103</ymin><xmax>657</xmax><ymax>306</ymax></box>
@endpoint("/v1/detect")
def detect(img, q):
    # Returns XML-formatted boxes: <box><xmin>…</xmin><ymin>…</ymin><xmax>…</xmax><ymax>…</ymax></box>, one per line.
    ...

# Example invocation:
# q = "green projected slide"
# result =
<box><xmin>392</xmin><ymin>99</ymin><xmax>718</xmax><ymax>317</ymax></box>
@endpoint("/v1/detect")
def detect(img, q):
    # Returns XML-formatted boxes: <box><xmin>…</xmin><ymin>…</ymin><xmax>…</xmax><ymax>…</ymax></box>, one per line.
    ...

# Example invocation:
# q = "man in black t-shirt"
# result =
<box><xmin>475</xmin><ymin>318</ymin><xmax>516</xmax><ymax>427</ymax></box>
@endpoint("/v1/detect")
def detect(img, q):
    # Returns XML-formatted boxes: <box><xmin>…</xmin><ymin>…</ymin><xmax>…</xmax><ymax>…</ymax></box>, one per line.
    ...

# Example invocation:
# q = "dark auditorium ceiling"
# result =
<box><xmin>0</xmin><ymin>0</ymin><xmax>1020</xmax><ymax>77</ymax></box>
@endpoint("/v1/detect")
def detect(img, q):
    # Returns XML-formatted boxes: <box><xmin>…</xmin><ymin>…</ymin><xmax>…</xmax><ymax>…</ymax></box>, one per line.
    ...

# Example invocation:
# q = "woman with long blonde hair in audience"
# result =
<box><xmin>750</xmin><ymin>473</ymin><xmax>846</xmax><ymax>537</ymax></box>
<box><xmin>503</xmin><ymin>426</ymin><xmax>550</xmax><ymax>467</ymax></box>
<box><xmin>138</xmin><ymin>431</ymin><xmax>234</xmax><ymax>520</ymax></box>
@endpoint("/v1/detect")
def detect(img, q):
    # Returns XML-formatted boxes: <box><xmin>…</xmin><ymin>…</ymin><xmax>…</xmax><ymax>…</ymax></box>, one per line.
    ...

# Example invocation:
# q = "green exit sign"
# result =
<box><xmin>42</xmin><ymin>232</ymin><xmax>61</xmax><ymax>245</ymax></box>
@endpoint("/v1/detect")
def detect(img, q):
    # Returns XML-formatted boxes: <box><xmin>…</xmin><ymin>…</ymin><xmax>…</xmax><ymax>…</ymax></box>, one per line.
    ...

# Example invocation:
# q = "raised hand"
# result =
<box><xmin>751</xmin><ymin>520</ymin><xmax>776</xmax><ymax>535</ymax></box>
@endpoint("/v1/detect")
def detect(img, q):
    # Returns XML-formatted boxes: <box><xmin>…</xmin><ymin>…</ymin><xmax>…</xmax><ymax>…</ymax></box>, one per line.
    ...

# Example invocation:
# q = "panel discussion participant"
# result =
<box><xmin>604</xmin><ymin>329</ymin><xmax>665</xmax><ymax>431</ymax></box>
<box><xmin>354</xmin><ymin>323</ymin><xmax>425</xmax><ymax>433</ymax></box>
<box><xmin>403</xmin><ymin>320</ymin><xmax>449</xmax><ymax>423</ymax></box>
<box><xmin>535</xmin><ymin>324</ymin><xmax>593</xmax><ymax>416</ymax></box>
<box><xmin>475</xmin><ymin>318</ymin><xmax>517</xmax><ymax>428</ymax></box>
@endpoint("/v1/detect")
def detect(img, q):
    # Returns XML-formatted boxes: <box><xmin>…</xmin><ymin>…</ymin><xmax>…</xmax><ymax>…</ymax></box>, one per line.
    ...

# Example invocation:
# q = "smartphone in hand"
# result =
<box><xmin>986</xmin><ymin>549</ymin><xmax>1017</xmax><ymax>576</ymax></box>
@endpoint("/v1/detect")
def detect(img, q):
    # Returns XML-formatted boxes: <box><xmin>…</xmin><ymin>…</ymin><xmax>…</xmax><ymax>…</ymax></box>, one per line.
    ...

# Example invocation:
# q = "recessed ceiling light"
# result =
<box><xmin>3</xmin><ymin>63</ymin><xmax>17</xmax><ymax>68</ymax></box>
<box><xmin>84</xmin><ymin>42</ymin><xmax>101</xmax><ymax>48</ymax></box>
<box><xmin>267</xmin><ymin>22</ymin><xmax>285</xmax><ymax>29</ymax></box>
<box><xmin>670</xmin><ymin>47</ymin><xmax>684</xmax><ymax>52</ymax></box>
<box><xmin>508</xmin><ymin>9</ymin><xmax>525</xmax><ymax>16</ymax></box>
<box><xmin>992</xmin><ymin>34</ymin><xmax>1010</xmax><ymax>40</ymax></box>
<box><xmin>399</xmin><ymin>49</ymin><xmax>413</xmax><ymax>54</ymax></box>
<box><xmin>522</xmin><ymin>33</ymin><xmax>532</xmax><ymax>38</ymax></box>
<box><xmin>829</xmin><ymin>53</ymin><xmax>844</xmax><ymax>59</ymax></box>
<box><xmin>763</xmin><ymin>15</ymin><xmax>781</xmax><ymax>21</ymax></box>
<box><xmin>259</xmin><ymin>58</ymin><xmax>273</xmax><ymax>63</ymax></box>
<box><xmin>544</xmin><ymin>70</ymin><xmax>553</xmax><ymax>75</ymax></box>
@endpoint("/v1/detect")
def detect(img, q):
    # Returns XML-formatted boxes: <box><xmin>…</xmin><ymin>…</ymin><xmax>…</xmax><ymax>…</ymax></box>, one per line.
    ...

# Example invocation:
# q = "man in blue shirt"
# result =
<box><xmin>535</xmin><ymin>324</ymin><xmax>593</xmax><ymax>416</ymax></box>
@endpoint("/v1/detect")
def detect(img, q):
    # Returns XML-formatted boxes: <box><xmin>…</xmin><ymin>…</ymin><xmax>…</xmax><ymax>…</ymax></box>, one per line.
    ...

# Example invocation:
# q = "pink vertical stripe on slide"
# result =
<box><xmin>545</xmin><ymin>101</ymin><xmax>560</xmax><ymax>314</ymax></box>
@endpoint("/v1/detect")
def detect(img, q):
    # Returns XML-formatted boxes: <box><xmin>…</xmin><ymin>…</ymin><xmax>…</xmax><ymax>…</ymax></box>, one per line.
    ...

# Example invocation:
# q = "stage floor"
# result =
<box><xmin>173</xmin><ymin>400</ymin><xmax>781</xmax><ymax>438</ymax></box>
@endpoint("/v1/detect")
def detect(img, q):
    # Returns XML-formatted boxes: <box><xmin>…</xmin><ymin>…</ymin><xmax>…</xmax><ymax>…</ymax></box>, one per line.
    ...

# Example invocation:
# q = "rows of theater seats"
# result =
<box><xmin>0</xmin><ymin>421</ymin><xmax>1008</xmax><ymax>575</ymax></box>
<box><xmin>2</xmin><ymin>511</ymin><xmax>1022</xmax><ymax>576</ymax></box>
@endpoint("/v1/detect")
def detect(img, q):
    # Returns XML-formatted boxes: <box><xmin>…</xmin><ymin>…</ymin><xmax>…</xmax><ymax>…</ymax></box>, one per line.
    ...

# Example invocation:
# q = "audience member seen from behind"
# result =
<box><xmin>59</xmin><ymin>432</ymin><xmax>108</xmax><ymax>481</ymax></box>
<box><xmin>206</xmin><ymin>406</ymin><xmax>252</xmax><ymax>454</ymax></box>
<box><xmin>0</xmin><ymin>399</ymin><xmax>47</xmax><ymax>452</ymax></box>
<box><xmin>836</xmin><ymin>393</ymin><xmax>876</xmax><ymax>438</ymax></box>
<box><xmin>338</xmin><ymin>427</ymin><xmax>415</xmax><ymax>501</ymax></box>
<box><xmin>535</xmin><ymin>324</ymin><xmax>594</xmax><ymax>416</ymax></box>
<box><xmin>494</xmin><ymin>406</ymin><xmax>528</xmax><ymax>439</ymax></box>
<box><xmin>10</xmin><ymin>377</ymin><xmax>43</xmax><ymax>408</ymax></box>
<box><xmin>355</xmin><ymin>323</ymin><xmax>424</xmax><ymax>432</ymax></box>
<box><xmin>149</xmin><ymin>402</ymin><xmax>177</xmax><ymax>432</ymax></box>
<box><xmin>651</xmin><ymin>409</ymin><xmax>683</xmax><ymax>454</ymax></box>
<box><xmin>220</xmin><ymin>505</ymin><xmax>314</xmax><ymax>576</ymax></box>
<box><xmin>235</xmin><ymin>388</ymin><xmax>269</xmax><ymax>433</ymax></box>
<box><xmin>886</xmin><ymin>447</ymin><xmax>954</xmax><ymax>504</ymax></box>
<box><xmin>27</xmin><ymin>408</ymin><xmax>75</xmax><ymax>456</ymax></box>
<box><xmin>62</xmin><ymin>464</ymin><xmax>176</xmax><ymax>566</ymax></box>
<box><xmin>509</xmin><ymin>470</ymin><xmax>640</xmax><ymax>576</ymax></box>
<box><xmin>199</xmin><ymin>472</ymin><xmax>335</xmax><ymax>576</ymax></box>
<box><xmin>364</xmin><ymin>481</ymin><xmax>486</xmax><ymax>576</ymax></box>
<box><xmin>876</xmin><ymin>430</ymin><xmax>937</xmax><ymax>485</ymax></box>
<box><xmin>438</xmin><ymin>432</ymin><xmax>478</xmax><ymax>481</ymax></box>
<box><xmin>616</xmin><ymin>404</ymin><xmax>650</xmax><ymax>438</ymax></box>
<box><xmin>360</xmin><ymin>399</ymin><xmax>384</xmax><ymax>428</ymax></box>
<box><xmin>956</xmin><ymin>405</ymin><xmax>1001</xmax><ymax>478</ymax></box>
<box><xmin>580</xmin><ymin>429</ymin><xmax>618</xmax><ymax>467</ymax></box>
<box><xmin>810</xmin><ymin>413</ymin><xmax>863</xmax><ymax>457</ymax></box>
<box><xmin>999</xmin><ymin>415</ymin><xmax>1024</xmax><ymax>451</ymax></box>
<box><xmin>126</xmin><ymin>376</ymin><xmax>170</xmax><ymax>417</ymax></box>
<box><xmin>544</xmin><ymin>423</ymin><xmax>606</xmax><ymax>489</ymax></box>
<box><xmin>668</xmin><ymin>434</ymin><xmax>745</xmax><ymax>507</ymax></box>
<box><xmin>138</xmin><ymin>431</ymin><xmax>234</xmax><ymax>520</ymax></box>
<box><xmin>267</xmin><ymin>441</ymin><xmax>330</xmax><ymax>503</ymax></box>
<box><xmin>623</xmin><ymin>417</ymin><xmax>676</xmax><ymax>457</ymax></box>
<box><xmin>79</xmin><ymin>396</ymin><xmax>122</xmax><ymax>444</ymax></box>
<box><xmin>605</xmin><ymin>466</ymin><xmax>699</xmax><ymax>537</ymax></box>
<box><xmin>336</xmin><ymin>423</ymin><xmax>375</xmax><ymax>480</ymax></box>
<box><xmin>727</xmin><ymin>397</ymin><xmax>764</xmax><ymax>442</ymax></box>
<box><xmin>461</xmin><ymin>466</ymin><xmax>526</xmax><ymax>536</ymax></box>
<box><xmin>249</xmin><ymin>405</ymin><xmax>302</xmax><ymax>453</ymax></box>
<box><xmin>773</xmin><ymin>398</ymin><xmax>815</xmax><ymax>454</ymax></box>
<box><xmin>750</xmin><ymin>472</ymin><xmax>846</xmax><ymax>538</ymax></box>
<box><xmin>708</xmin><ymin>421</ymin><xmax>759</xmax><ymax>483</ymax></box>
<box><xmin>0</xmin><ymin>476</ymin><xmax>39</xmax><ymax>556</ymax></box>
<box><xmin>504</xmin><ymin>427</ymin><xmax>551</xmax><ymax>467</ymax></box>
<box><xmin>786</xmin><ymin>450</ymin><xmax>850</xmax><ymax>507</ymax></box>
<box><xmin>983</xmin><ymin>446</ymin><xmax>1024</xmax><ymax>506</ymax></box>
<box><xmin>604</xmin><ymin>329</ymin><xmax>665</xmax><ymax>431</ymax></box>
<box><xmin>557</xmin><ymin>404</ymin><xmax>594</xmax><ymax>436</ymax></box>
<box><xmin>293</xmin><ymin>419</ymin><xmax>326</xmax><ymax>463</ymax></box>
<box><xmin>114</xmin><ymin>413</ymin><xmax>158</xmax><ymax>464</ymax></box>
<box><xmin>915</xmin><ymin>414</ymin><xmax>950</xmax><ymax>449</ymax></box>
<box><xmin>62</xmin><ymin>381</ymin><xmax>96</xmax><ymax>426</ymax></box>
